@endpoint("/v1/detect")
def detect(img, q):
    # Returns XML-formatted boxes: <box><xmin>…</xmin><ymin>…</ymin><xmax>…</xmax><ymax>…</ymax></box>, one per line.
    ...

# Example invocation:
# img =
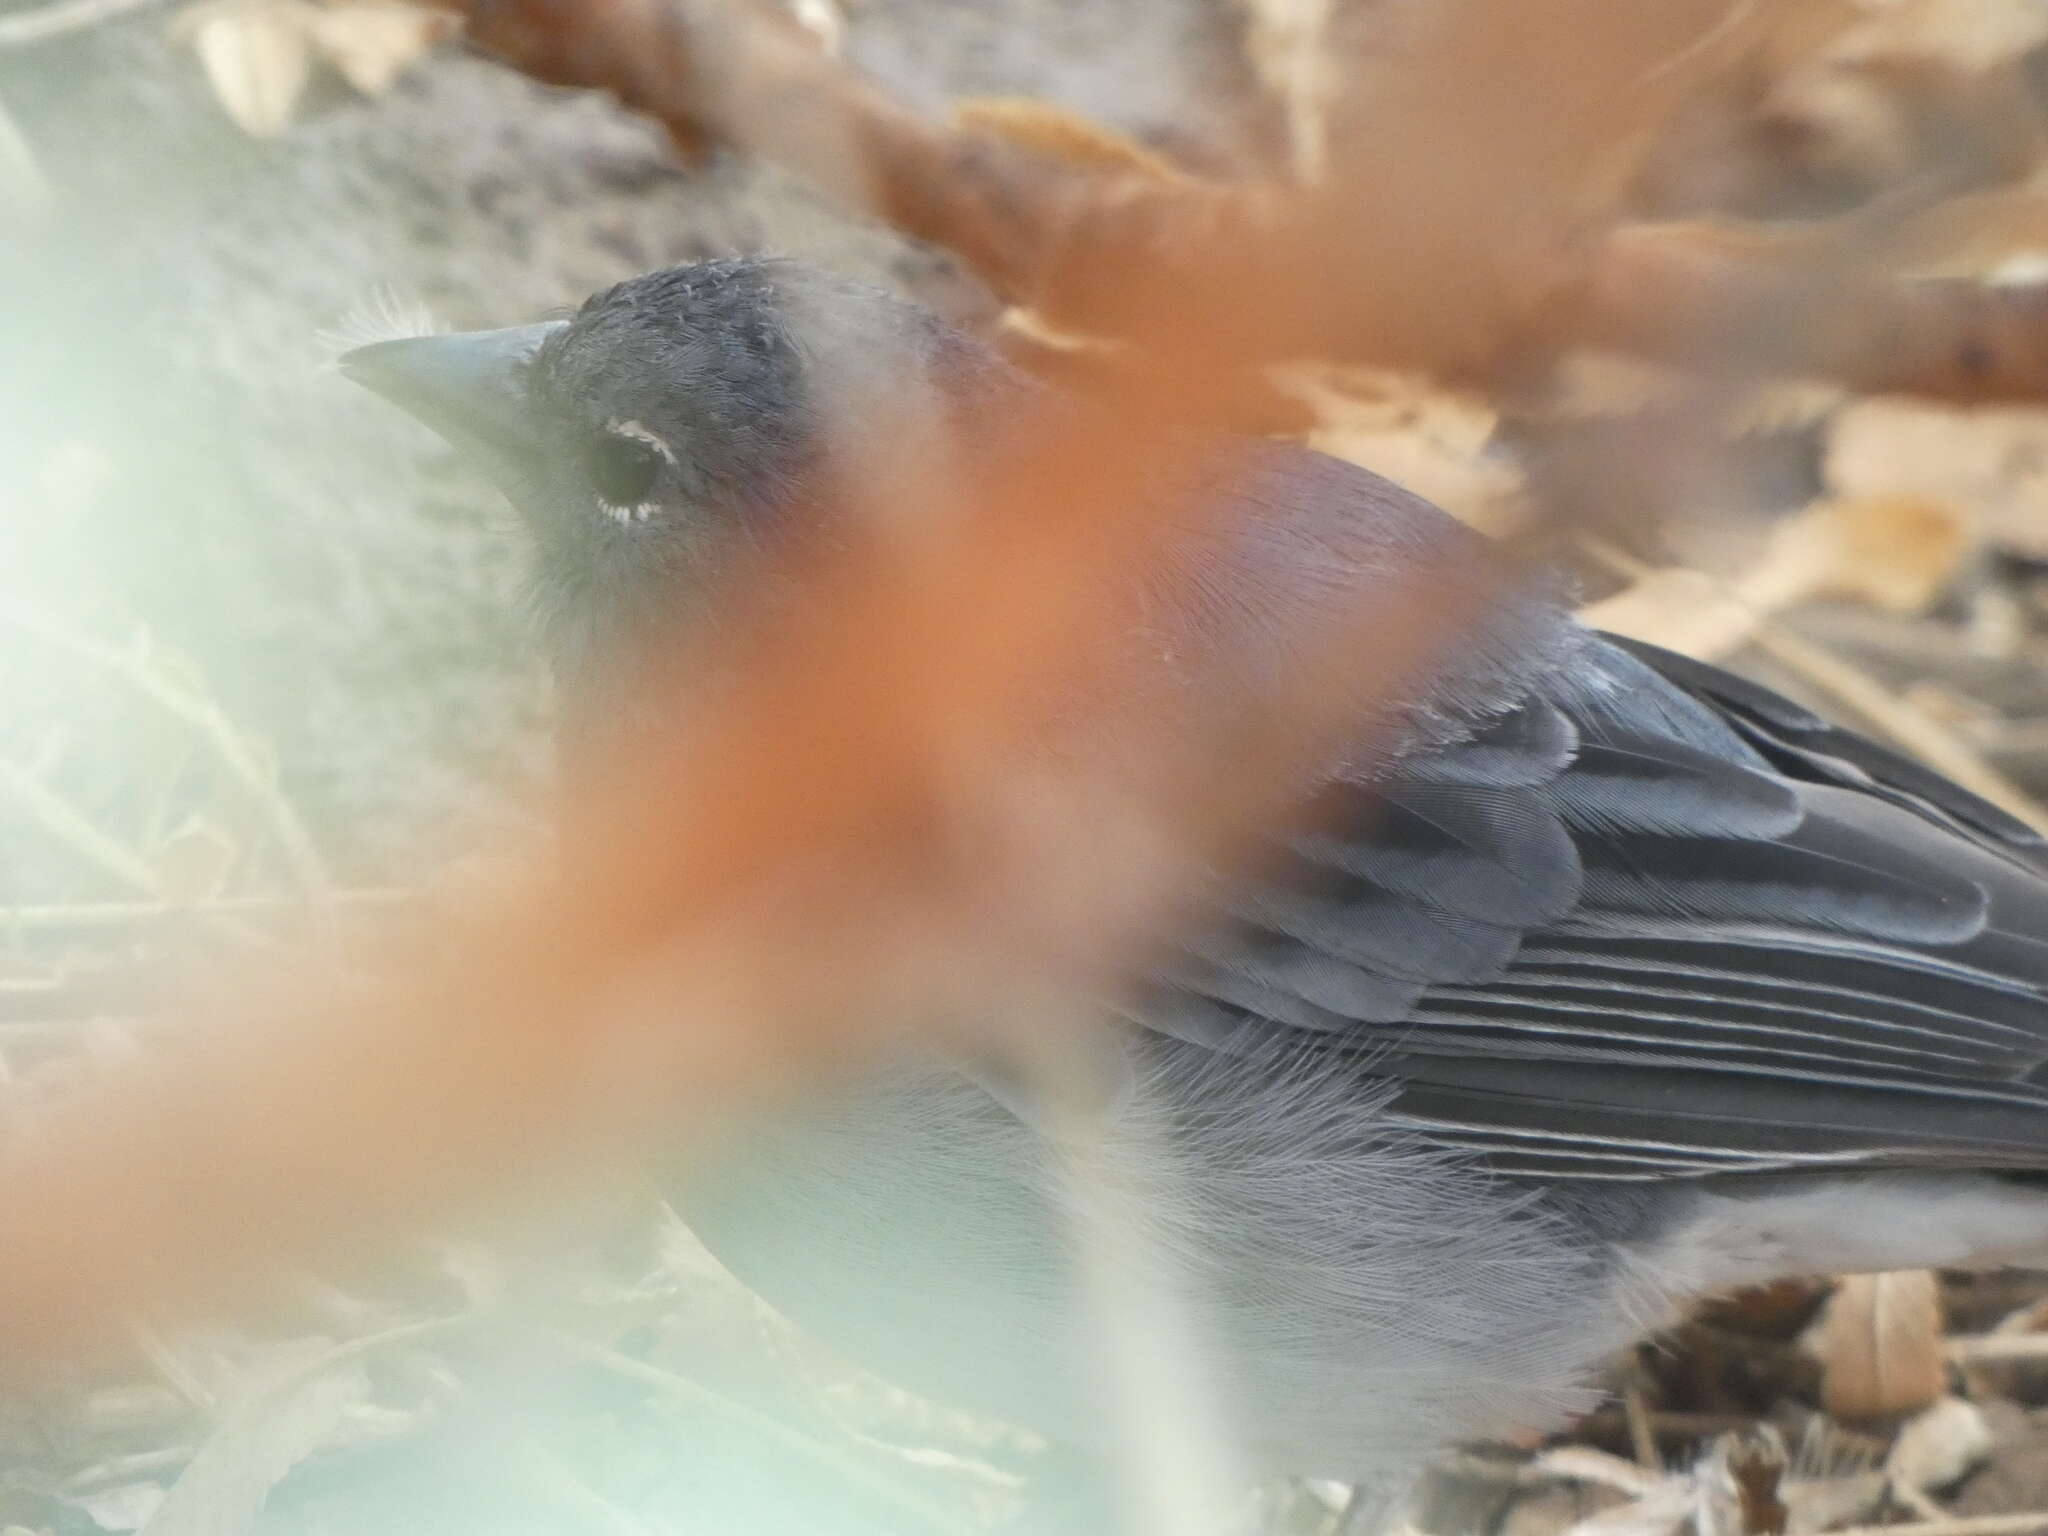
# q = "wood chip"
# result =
<box><xmin>1807</xmin><ymin>1270</ymin><xmax>1948</xmax><ymax>1423</ymax></box>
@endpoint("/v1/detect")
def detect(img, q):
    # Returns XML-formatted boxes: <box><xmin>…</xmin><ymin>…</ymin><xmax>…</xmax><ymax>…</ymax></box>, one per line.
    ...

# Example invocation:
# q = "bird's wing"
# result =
<box><xmin>1131</xmin><ymin>632</ymin><xmax>2048</xmax><ymax>1179</ymax></box>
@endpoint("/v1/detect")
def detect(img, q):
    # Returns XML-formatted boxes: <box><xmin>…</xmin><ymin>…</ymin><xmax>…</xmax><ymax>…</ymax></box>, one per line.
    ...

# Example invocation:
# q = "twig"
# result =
<box><xmin>1580</xmin><ymin>541</ymin><xmax>2048</xmax><ymax>832</ymax></box>
<box><xmin>1032</xmin><ymin>1009</ymin><xmax>1247</xmax><ymax>1536</ymax></box>
<box><xmin>547</xmin><ymin>1333</ymin><xmax>963</xmax><ymax>1536</ymax></box>
<box><xmin>1896</xmin><ymin>1483</ymin><xmax>1953</xmax><ymax>1524</ymax></box>
<box><xmin>1638</xmin><ymin>0</ymin><xmax>1756</xmax><ymax>87</ymax></box>
<box><xmin>1622</xmin><ymin>1383</ymin><xmax>1661</xmax><ymax>1472</ymax></box>
<box><xmin>0</xmin><ymin>756</ymin><xmax>166</xmax><ymax>899</ymax></box>
<box><xmin>0</xmin><ymin>1019</ymin><xmax>158</xmax><ymax>1042</ymax></box>
<box><xmin>126</xmin><ymin>1321</ymin><xmax>219</xmax><ymax>1417</ymax></box>
<box><xmin>61</xmin><ymin>1447</ymin><xmax>197</xmax><ymax>1495</ymax></box>
<box><xmin>434</xmin><ymin>0</ymin><xmax>2048</xmax><ymax>402</ymax></box>
<box><xmin>1533</xmin><ymin>1445</ymin><xmax>1665</xmax><ymax>1498</ymax></box>
<box><xmin>0</xmin><ymin>758</ymin><xmax>266</xmax><ymax>944</ymax></box>
<box><xmin>507</xmin><ymin>1432</ymin><xmax>660</xmax><ymax>1536</ymax></box>
<box><xmin>0</xmin><ymin>609</ymin><xmax>336</xmax><ymax>916</ymax></box>
<box><xmin>1570</xmin><ymin>1407</ymin><xmax>1783</xmax><ymax>1449</ymax></box>
<box><xmin>1580</xmin><ymin>222</ymin><xmax>2048</xmax><ymax>405</ymax></box>
<box><xmin>1785</xmin><ymin>607</ymin><xmax>2048</xmax><ymax>719</ymax></box>
<box><xmin>427</xmin><ymin>0</ymin><xmax>1734</xmax><ymax>373</ymax></box>
<box><xmin>1945</xmin><ymin>1332</ymin><xmax>2048</xmax><ymax>1363</ymax></box>
<box><xmin>0</xmin><ymin>889</ymin><xmax>402</xmax><ymax>932</ymax></box>
<box><xmin>1752</xmin><ymin>624</ymin><xmax>2048</xmax><ymax>834</ymax></box>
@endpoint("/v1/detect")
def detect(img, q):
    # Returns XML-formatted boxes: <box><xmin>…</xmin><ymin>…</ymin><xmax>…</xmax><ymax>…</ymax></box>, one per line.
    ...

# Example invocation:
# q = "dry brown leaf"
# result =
<box><xmin>1695</xmin><ymin>1277</ymin><xmax>1835</xmax><ymax>1338</ymax></box>
<box><xmin>1543</xmin><ymin>353</ymin><xmax>1691</xmax><ymax>420</ymax></box>
<box><xmin>1577</xmin><ymin>528</ymin><xmax>2046</xmax><ymax>826</ymax></box>
<box><xmin>1275</xmin><ymin>362</ymin><xmax>1522</xmax><ymax>534</ymax></box>
<box><xmin>1578</xmin><ymin>567</ymin><xmax>1763</xmax><ymax>659</ymax></box>
<box><xmin>423</xmin><ymin>0</ymin><xmax>2048</xmax><ymax>402</ymax></box>
<box><xmin>1885</xmin><ymin>181</ymin><xmax>2048</xmax><ymax>278</ymax></box>
<box><xmin>1827</xmin><ymin>398</ymin><xmax>2048</xmax><ymax>558</ymax></box>
<box><xmin>180</xmin><ymin>0</ymin><xmax>314</xmax><ymax>138</ymax></box>
<box><xmin>1833</xmin><ymin>0</ymin><xmax>2048</xmax><ymax>74</ymax></box>
<box><xmin>1734</xmin><ymin>0</ymin><xmax>2048</xmax><ymax>197</ymax></box>
<box><xmin>306</xmin><ymin>0</ymin><xmax>455</xmax><ymax>96</ymax></box>
<box><xmin>1766</xmin><ymin>496</ymin><xmax>1974</xmax><ymax>613</ymax></box>
<box><xmin>1538</xmin><ymin>359</ymin><xmax>1838</xmax><ymax>439</ymax></box>
<box><xmin>1805</xmin><ymin>1269</ymin><xmax>1947</xmax><ymax>1423</ymax></box>
<box><xmin>1739</xmin><ymin>0</ymin><xmax>1871</xmax><ymax>79</ymax></box>
<box><xmin>787</xmin><ymin>0</ymin><xmax>842</xmax><ymax>55</ymax></box>
<box><xmin>1236</xmin><ymin>0</ymin><xmax>1336</xmax><ymax>183</ymax></box>
<box><xmin>1885</xmin><ymin>1396</ymin><xmax>1995</xmax><ymax>1494</ymax></box>
<box><xmin>1772</xmin><ymin>63</ymin><xmax>1928</xmax><ymax>189</ymax></box>
<box><xmin>1576</xmin><ymin>493</ymin><xmax>1969</xmax><ymax>662</ymax></box>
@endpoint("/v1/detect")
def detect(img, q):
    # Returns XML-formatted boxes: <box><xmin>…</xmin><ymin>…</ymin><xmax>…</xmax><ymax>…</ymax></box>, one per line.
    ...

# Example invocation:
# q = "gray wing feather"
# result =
<box><xmin>1130</xmin><ymin>627</ymin><xmax>2048</xmax><ymax>1179</ymax></box>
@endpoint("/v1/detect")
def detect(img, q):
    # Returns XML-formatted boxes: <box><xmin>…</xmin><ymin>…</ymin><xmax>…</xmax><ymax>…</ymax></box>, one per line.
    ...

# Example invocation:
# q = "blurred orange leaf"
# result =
<box><xmin>180</xmin><ymin>0</ymin><xmax>313</xmax><ymax>137</ymax></box>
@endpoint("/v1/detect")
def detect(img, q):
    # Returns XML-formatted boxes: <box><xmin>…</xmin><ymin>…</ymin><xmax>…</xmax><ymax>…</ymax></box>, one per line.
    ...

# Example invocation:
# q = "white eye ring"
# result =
<box><xmin>595</xmin><ymin>418</ymin><xmax>677</xmax><ymax>524</ymax></box>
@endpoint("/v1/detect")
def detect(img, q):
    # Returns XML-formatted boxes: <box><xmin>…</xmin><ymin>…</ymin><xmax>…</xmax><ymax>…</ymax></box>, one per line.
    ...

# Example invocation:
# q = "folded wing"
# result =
<box><xmin>1133</xmin><ymin>632</ymin><xmax>2048</xmax><ymax>1179</ymax></box>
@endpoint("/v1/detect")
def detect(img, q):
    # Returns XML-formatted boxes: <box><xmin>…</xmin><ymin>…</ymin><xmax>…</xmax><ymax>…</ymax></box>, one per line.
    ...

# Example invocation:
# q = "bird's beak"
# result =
<box><xmin>340</xmin><ymin>321</ymin><xmax>568</xmax><ymax>461</ymax></box>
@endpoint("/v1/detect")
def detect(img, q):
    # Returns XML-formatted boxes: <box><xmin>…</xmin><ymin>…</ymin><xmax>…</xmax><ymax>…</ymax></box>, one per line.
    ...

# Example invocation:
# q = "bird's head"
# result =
<box><xmin>342</xmin><ymin>257</ymin><xmax>1011</xmax><ymax>687</ymax></box>
<box><xmin>342</xmin><ymin>255</ymin><xmax>1565</xmax><ymax>774</ymax></box>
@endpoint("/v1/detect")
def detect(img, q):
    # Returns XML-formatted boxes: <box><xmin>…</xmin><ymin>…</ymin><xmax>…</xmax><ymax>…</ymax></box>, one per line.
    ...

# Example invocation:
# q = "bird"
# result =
<box><xmin>344</xmin><ymin>256</ymin><xmax>2048</xmax><ymax>1485</ymax></box>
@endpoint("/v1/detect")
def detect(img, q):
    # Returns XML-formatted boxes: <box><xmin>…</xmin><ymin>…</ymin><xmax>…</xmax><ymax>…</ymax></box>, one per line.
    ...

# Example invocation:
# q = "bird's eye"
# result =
<box><xmin>589</xmin><ymin>431</ymin><xmax>665</xmax><ymax>511</ymax></box>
